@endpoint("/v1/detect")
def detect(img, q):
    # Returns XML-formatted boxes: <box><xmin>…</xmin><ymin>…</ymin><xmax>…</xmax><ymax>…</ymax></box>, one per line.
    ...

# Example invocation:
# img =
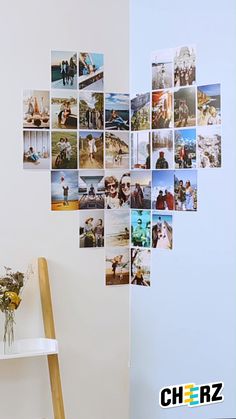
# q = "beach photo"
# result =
<box><xmin>152</xmin><ymin>213</ymin><xmax>173</xmax><ymax>250</ymax></box>
<box><xmin>51</xmin><ymin>90</ymin><xmax>77</xmax><ymax>130</ymax></box>
<box><xmin>105</xmin><ymin>132</ymin><xmax>129</xmax><ymax>169</ymax></box>
<box><xmin>51</xmin><ymin>131</ymin><xmax>77</xmax><ymax>170</ymax></box>
<box><xmin>51</xmin><ymin>51</ymin><xmax>77</xmax><ymax>90</ymax></box>
<box><xmin>105</xmin><ymin>247</ymin><xmax>129</xmax><ymax>286</ymax></box>
<box><xmin>152</xmin><ymin>48</ymin><xmax>173</xmax><ymax>90</ymax></box>
<box><xmin>104</xmin><ymin>171</ymin><xmax>130</xmax><ymax>209</ymax></box>
<box><xmin>79</xmin><ymin>210</ymin><xmax>104</xmax><ymax>248</ymax></box>
<box><xmin>174</xmin><ymin>45</ymin><xmax>196</xmax><ymax>86</ymax></box>
<box><xmin>79</xmin><ymin>52</ymin><xmax>104</xmax><ymax>91</ymax></box>
<box><xmin>23</xmin><ymin>131</ymin><xmax>50</xmax><ymax>169</ymax></box>
<box><xmin>51</xmin><ymin>170</ymin><xmax>78</xmax><ymax>211</ymax></box>
<box><xmin>105</xmin><ymin>93</ymin><xmax>129</xmax><ymax>130</ymax></box>
<box><xmin>131</xmin><ymin>210</ymin><xmax>151</xmax><ymax>248</ymax></box>
<box><xmin>23</xmin><ymin>90</ymin><xmax>50</xmax><ymax>129</ymax></box>
<box><xmin>79</xmin><ymin>91</ymin><xmax>104</xmax><ymax>130</ymax></box>
<box><xmin>174</xmin><ymin>170</ymin><xmax>197</xmax><ymax>211</ymax></box>
<box><xmin>197</xmin><ymin>84</ymin><xmax>221</xmax><ymax>126</ymax></box>
<box><xmin>152</xmin><ymin>90</ymin><xmax>173</xmax><ymax>129</ymax></box>
<box><xmin>79</xmin><ymin>131</ymin><xmax>104</xmax><ymax>169</ymax></box>
<box><xmin>131</xmin><ymin>131</ymin><xmax>151</xmax><ymax>169</ymax></box>
<box><xmin>131</xmin><ymin>93</ymin><xmax>150</xmax><ymax>131</ymax></box>
<box><xmin>105</xmin><ymin>210</ymin><xmax>130</xmax><ymax>247</ymax></box>
<box><xmin>152</xmin><ymin>170</ymin><xmax>174</xmax><ymax>210</ymax></box>
<box><xmin>174</xmin><ymin>86</ymin><xmax>196</xmax><ymax>127</ymax></box>
<box><xmin>131</xmin><ymin>248</ymin><xmax>151</xmax><ymax>286</ymax></box>
<box><xmin>197</xmin><ymin>126</ymin><xmax>221</xmax><ymax>168</ymax></box>
<box><xmin>174</xmin><ymin>128</ymin><xmax>196</xmax><ymax>169</ymax></box>
<box><xmin>131</xmin><ymin>171</ymin><xmax>151</xmax><ymax>209</ymax></box>
<box><xmin>79</xmin><ymin>170</ymin><xmax>105</xmax><ymax>210</ymax></box>
<box><xmin>152</xmin><ymin>130</ymin><xmax>173</xmax><ymax>169</ymax></box>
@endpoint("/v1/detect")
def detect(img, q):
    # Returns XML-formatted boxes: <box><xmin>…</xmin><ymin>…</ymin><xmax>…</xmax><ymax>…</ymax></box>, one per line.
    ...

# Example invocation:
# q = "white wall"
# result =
<box><xmin>130</xmin><ymin>0</ymin><xmax>236</xmax><ymax>418</ymax></box>
<box><xmin>0</xmin><ymin>1</ymin><xmax>129</xmax><ymax>418</ymax></box>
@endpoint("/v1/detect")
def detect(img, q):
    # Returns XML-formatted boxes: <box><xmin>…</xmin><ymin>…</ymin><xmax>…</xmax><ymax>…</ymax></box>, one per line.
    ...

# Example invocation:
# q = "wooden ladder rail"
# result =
<box><xmin>38</xmin><ymin>257</ymin><xmax>65</xmax><ymax>419</ymax></box>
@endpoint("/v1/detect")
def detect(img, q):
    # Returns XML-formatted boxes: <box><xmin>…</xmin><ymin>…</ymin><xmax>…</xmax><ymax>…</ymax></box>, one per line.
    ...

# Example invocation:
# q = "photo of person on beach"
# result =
<box><xmin>79</xmin><ymin>52</ymin><xmax>104</xmax><ymax>91</ymax></box>
<box><xmin>51</xmin><ymin>51</ymin><xmax>77</xmax><ymax>89</ymax></box>
<box><xmin>105</xmin><ymin>132</ymin><xmax>129</xmax><ymax>169</ymax></box>
<box><xmin>106</xmin><ymin>210</ymin><xmax>130</xmax><ymax>247</ymax></box>
<box><xmin>105</xmin><ymin>93</ymin><xmax>129</xmax><ymax>130</ymax></box>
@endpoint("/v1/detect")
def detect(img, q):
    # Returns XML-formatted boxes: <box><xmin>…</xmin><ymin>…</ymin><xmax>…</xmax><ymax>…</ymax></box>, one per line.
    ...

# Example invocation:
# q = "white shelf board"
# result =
<box><xmin>0</xmin><ymin>338</ymin><xmax>58</xmax><ymax>360</ymax></box>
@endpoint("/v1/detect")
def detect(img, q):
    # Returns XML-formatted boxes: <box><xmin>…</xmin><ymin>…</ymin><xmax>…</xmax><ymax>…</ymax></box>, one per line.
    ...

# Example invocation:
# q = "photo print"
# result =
<box><xmin>79</xmin><ymin>131</ymin><xmax>104</xmax><ymax>169</ymax></box>
<box><xmin>174</xmin><ymin>86</ymin><xmax>196</xmax><ymax>127</ymax></box>
<box><xmin>152</xmin><ymin>48</ymin><xmax>173</xmax><ymax>90</ymax></box>
<box><xmin>131</xmin><ymin>171</ymin><xmax>151</xmax><ymax>209</ymax></box>
<box><xmin>174</xmin><ymin>45</ymin><xmax>196</xmax><ymax>87</ymax></box>
<box><xmin>174</xmin><ymin>128</ymin><xmax>196</xmax><ymax>169</ymax></box>
<box><xmin>131</xmin><ymin>210</ymin><xmax>151</xmax><ymax>248</ymax></box>
<box><xmin>105</xmin><ymin>210</ymin><xmax>130</xmax><ymax>247</ymax></box>
<box><xmin>79</xmin><ymin>170</ymin><xmax>105</xmax><ymax>210</ymax></box>
<box><xmin>152</xmin><ymin>130</ymin><xmax>173</xmax><ymax>169</ymax></box>
<box><xmin>174</xmin><ymin>170</ymin><xmax>197</xmax><ymax>211</ymax></box>
<box><xmin>152</xmin><ymin>90</ymin><xmax>173</xmax><ymax>129</ymax></box>
<box><xmin>105</xmin><ymin>132</ymin><xmax>129</xmax><ymax>169</ymax></box>
<box><xmin>152</xmin><ymin>170</ymin><xmax>174</xmax><ymax>210</ymax></box>
<box><xmin>105</xmin><ymin>247</ymin><xmax>129</xmax><ymax>286</ymax></box>
<box><xmin>131</xmin><ymin>131</ymin><xmax>151</xmax><ymax>169</ymax></box>
<box><xmin>51</xmin><ymin>170</ymin><xmax>78</xmax><ymax>211</ymax></box>
<box><xmin>79</xmin><ymin>52</ymin><xmax>104</xmax><ymax>91</ymax></box>
<box><xmin>51</xmin><ymin>51</ymin><xmax>77</xmax><ymax>89</ymax></box>
<box><xmin>23</xmin><ymin>90</ymin><xmax>50</xmax><ymax>129</ymax></box>
<box><xmin>131</xmin><ymin>93</ymin><xmax>150</xmax><ymax>131</ymax></box>
<box><xmin>51</xmin><ymin>131</ymin><xmax>77</xmax><ymax>170</ymax></box>
<box><xmin>152</xmin><ymin>213</ymin><xmax>173</xmax><ymax>250</ymax></box>
<box><xmin>51</xmin><ymin>90</ymin><xmax>77</xmax><ymax>129</ymax></box>
<box><xmin>197</xmin><ymin>84</ymin><xmax>221</xmax><ymax>126</ymax></box>
<box><xmin>105</xmin><ymin>93</ymin><xmax>129</xmax><ymax>130</ymax></box>
<box><xmin>23</xmin><ymin>131</ymin><xmax>50</xmax><ymax>169</ymax></box>
<box><xmin>104</xmin><ymin>171</ymin><xmax>130</xmax><ymax>209</ymax></box>
<box><xmin>79</xmin><ymin>210</ymin><xmax>104</xmax><ymax>248</ymax></box>
<box><xmin>130</xmin><ymin>248</ymin><xmax>151</xmax><ymax>286</ymax></box>
<box><xmin>79</xmin><ymin>91</ymin><xmax>104</xmax><ymax>130</ymax></box>
<box><xmin>197</xmin><ymin>126</ymin><xmax>221</xmax><ymax>168</ymax></box>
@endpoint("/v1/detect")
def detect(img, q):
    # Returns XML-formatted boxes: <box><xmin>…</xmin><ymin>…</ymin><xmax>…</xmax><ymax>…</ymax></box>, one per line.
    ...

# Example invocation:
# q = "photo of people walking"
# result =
<box><xmin>79</xmin><ymin>92</ymin><xmax>104</xmax><ymax>130</ymax></box>
<box><xmin>51</xmin><ymin>51</ymin><xmax>77</xmax><ymax>89</ymax></box>
<box><xmin>79</xmin><ymin>131</ymin><xmax>104</xmax><ymax>169</ymax></box>
<box><xmin>105</xmin><ymin>248</ymin><xmax>129</xmax><ymax>285</ymax></box>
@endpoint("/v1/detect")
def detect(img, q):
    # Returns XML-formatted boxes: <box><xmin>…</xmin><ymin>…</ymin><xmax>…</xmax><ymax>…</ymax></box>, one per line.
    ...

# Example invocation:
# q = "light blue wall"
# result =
<box><xmin>130</xmin><ymin>1</ymin><xmax>236</xmax><ymax>418</ymax></box>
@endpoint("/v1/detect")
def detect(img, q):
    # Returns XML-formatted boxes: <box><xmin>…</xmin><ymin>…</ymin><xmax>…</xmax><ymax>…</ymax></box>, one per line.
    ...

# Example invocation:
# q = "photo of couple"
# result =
<box><xmin>79</xmin><ymin>92</ymin><xmax>104</xmax><ymax>130</ymax></box>
<box><xmin>51</xmin><ymin>132</ymin><xmax>77</xmax><ymax>169</ymax></box>
<box><xmin>79</xmin><ymin>211</ymin><xmax>104</xmax><ymax>248</ymax></box>
<box><xmin>51</xmin><ymin>91</ymin><xmax>77</xmax><ymax>130</ymax></box>
<box><xmin>104</xmin><ymin>171</ymin><xmax>130</xmax><ymax>209</ymax></box>
<box><xmin>51</xmin><ymin>51</ymin><xmax>77</xmax><ymax>89</ymax></box>
<box><xmin>174</xmin><ymin>170</ymin><xmax>197</xmax><ymax>211</ymax></box>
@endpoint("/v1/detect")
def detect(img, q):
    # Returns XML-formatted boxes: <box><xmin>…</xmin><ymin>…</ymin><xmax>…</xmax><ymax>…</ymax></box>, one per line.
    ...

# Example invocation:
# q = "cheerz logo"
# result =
<box><xmin>159</xmin><ymin>382</ymin><xmax>224</xmax><ymax>408</ymax></box>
